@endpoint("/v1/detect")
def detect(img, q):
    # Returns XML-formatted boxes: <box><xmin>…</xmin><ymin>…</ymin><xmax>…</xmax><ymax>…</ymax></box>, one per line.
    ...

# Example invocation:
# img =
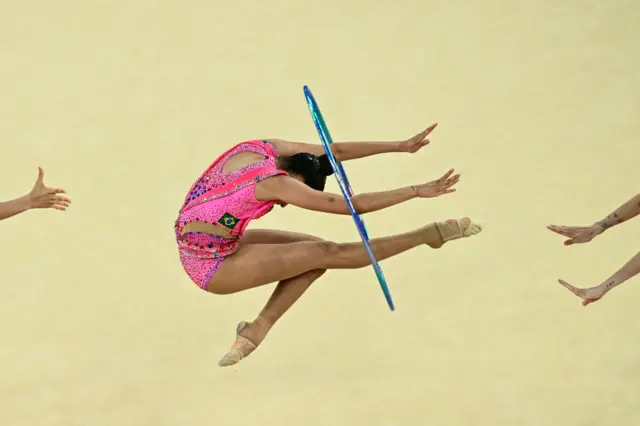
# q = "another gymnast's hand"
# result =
<box><xmin>557</xmin><ymin>279</ymin><xmax>606</xmax><ymax>306</ymax></box>
<box><xmin>400</xmin><ymin>123</ymin><xmax>438</xmax><ymax>153</ymax></box>
<box><xmin>28</xmin><ymin>167</ymin><xmax>71</xmax><ymax>211</ymax></box>
<box><xmin>414</xmin><ymin>168</ymin><xmax>460</xmax><ymax>198</ymax></box>
<box><xmin>546</xmin><ymin>224</ymin><xmax>604</xmax><ymax>245</ymax></box>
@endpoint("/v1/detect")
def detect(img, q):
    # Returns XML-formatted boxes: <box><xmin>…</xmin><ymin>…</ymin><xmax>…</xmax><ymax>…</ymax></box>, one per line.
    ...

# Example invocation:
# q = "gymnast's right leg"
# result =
<box><xmin>208</xmin><ymin>217</ymin><xmax>482</xmax><ymax>295</ymax></box>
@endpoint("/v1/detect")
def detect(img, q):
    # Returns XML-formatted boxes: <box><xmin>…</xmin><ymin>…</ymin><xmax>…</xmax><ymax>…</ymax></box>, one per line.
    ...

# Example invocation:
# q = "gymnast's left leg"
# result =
<box><xmin>218</xmin><ymin>229</ymin><xmax>327</xmax><ymax>367</ymax></box>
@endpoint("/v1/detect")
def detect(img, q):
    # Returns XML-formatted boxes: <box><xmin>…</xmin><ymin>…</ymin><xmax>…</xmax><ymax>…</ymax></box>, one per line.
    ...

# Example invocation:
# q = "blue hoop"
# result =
<box><xmin>303</xmin><ymin>85</ymin><xmax>395</xmax><ymax>311</ymax></box>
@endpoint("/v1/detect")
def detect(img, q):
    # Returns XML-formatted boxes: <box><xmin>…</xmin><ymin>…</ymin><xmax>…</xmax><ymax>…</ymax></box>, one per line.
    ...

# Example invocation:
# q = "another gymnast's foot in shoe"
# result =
<box><xmin>422</xmin><ymin>217</ymin><xmax>482</xmax><ymax>248</ymax></box>
<box><xmin>218</xmin><ymin>318</ymin><xmax>270</xmax><ymax>367</ymax></box>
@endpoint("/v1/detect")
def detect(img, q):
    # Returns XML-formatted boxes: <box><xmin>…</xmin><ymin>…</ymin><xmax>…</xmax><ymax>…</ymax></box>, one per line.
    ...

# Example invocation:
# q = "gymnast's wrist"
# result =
<box><xmin>594</xmin><ymin>219</ymin><xmax>611</xmax><ymax>233</ymax></box>
<box><xmin>19</xmin><ymin>194</ymin><xmax>34</xmax><ymax>211</ymax></box>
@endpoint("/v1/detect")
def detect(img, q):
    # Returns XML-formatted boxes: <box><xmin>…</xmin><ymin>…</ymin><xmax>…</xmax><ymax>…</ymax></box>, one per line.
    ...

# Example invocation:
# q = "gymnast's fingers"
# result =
<box><xmin>422</xmin><ymin>123</ymin><xmax>438</xmax><ymax>137</ymax></box>
<box><xmin>442</xmin><ymin>174</ymin><xmax>460</xmax><ymax>185</ymax></box>
<box><xmin>54</xmin><ymin>195</ymin><xmax>71</xmax><ymax>204</ymax></box>
<box><xmin>446</xmin><ymin>174</ymin><xmax>460</xmax><ymax>184</ymax></box>
<box><xmin>547</xmin><ymin>224</ymin><xmax>564</xmax><ymax>233</ymax></box>
<box><xmin>46</xmin><ymin>195</ymin><xmax>70</xmax><ymax>205</ymax></box>
<box><xmin>437</xmin><ymin>168</ymin><xmax>455</xmax><ymax>182</ymax></box>
<box><xmin>558</xmin><ymin>279</ymin><xmax>581</xmax><ymax>296</ymax></box>
<box><xmin>442</xmin><ymin>179</ymin><xmax>459</xmax><ymax>190</ymax></box>
<box><xmin>547</xmin><ymin>225</ymin><xmax>575</xmax><ymax>237</ymax></box>
<box><xmin>46</xmin><ymin>187</ymin><xmax>67</xmax><ymax>195</ymax></box>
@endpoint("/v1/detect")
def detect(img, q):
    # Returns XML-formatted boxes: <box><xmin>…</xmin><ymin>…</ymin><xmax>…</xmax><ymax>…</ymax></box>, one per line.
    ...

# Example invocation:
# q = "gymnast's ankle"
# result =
<box><xmin>421</xmin><ymin>224</ymin><xmax>444</xmax><ymax>249</ymax></box>
<box><xmin>240</xmin><ymin>316</ymin><xmax>272</xmax><ymax>346</ymax></box>
<box><xmin>254</xmin><ymin>316</ymin><xmax>273</xmax><ymax>330</ymax></box>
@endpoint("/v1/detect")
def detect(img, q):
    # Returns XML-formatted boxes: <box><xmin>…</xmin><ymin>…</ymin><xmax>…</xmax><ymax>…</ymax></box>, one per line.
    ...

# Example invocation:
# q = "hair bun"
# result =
<box><xmin>317</xmin><ymin>155</ymin><xmax>334</xmax><ymax>176</ymax></box>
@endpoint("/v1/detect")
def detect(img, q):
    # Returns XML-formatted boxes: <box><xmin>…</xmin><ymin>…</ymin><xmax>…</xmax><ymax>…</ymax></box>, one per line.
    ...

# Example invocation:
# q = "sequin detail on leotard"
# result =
<box><xmin>175</xmin><ymin>140</ymin><xmax>287</xmax><ymax>289</ymax></box>
<box><xmin>182</xmin><ymin>141</ymin><xmax>278</xmax><ymax>210</ymax></box>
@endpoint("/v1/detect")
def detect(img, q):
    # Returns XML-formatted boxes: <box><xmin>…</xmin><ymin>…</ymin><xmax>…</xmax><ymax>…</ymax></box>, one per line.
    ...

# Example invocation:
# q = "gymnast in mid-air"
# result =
<box><xmin>174</xmin><ymin>123</ymin><xmax>482</xmax><ymax>366</ymax></box>
<box><xmin>0</xmin><ymin>167</ymin><xmax>71</xmax><ymax>221</ymax></box>
<box><xmin>548</xmin><ymin>192</ymin><xmax>640</xmax><ymax>306</ymax></box>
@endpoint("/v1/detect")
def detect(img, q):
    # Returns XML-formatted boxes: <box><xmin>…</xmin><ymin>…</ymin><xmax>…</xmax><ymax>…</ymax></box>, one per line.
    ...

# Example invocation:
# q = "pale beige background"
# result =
<box><xmin>1</xmin><ymin>1</ymin><xmax>639</xmax><ymax>425</ymax></box>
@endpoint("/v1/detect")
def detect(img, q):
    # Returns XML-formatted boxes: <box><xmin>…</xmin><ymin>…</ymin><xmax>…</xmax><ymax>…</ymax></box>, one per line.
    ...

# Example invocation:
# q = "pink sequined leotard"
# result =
<box><xmin>175</xmin><ymin>140</ymin><xmax>287</xmax><ymax>290</ymax></box>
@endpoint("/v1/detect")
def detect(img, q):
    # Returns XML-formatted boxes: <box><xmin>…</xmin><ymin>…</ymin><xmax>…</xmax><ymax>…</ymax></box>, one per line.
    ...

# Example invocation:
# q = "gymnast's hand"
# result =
<box><xmin>546</xmin><ymin>224</ymin><xmax>604</xmax><ymax>245</ymax></box>
<box><xmin>400</xmin><ymin>123</ymin><xmax>438</xmax><ymax>153</ymax></box>
<box><xmin>414</xmin><ymin>168</ymin><xmax>460</xmax><ymax>198</ymax></box>
<box><xmin>28</xmin><ymin>167</ymin><xmax>71</xmax><ymax>211</ymax></box>
<box><xmin>557</xmin><ymin>279</ymin><xmax>606</xmax><ymax>306</ymax></box>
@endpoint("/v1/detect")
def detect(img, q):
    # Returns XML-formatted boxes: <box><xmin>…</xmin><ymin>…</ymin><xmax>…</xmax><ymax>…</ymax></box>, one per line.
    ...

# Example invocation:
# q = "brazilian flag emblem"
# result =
<box><xmin>218</xmin><ymin>212</ymin><xmax>239</xmax><ymax>230</ymax></box>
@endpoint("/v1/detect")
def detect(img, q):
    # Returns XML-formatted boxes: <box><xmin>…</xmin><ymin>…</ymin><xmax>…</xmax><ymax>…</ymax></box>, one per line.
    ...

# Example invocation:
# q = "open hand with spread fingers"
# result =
<box><xmin>28</xmin><ymin>167</ymin><xmax>71</xmax><ymax>211</ymax></box>
<box><xmin>414</xmin><ymin>168</ymin><xmax>460</xmax><ymax>198</ymax></box>
<box><xmin>400</xmin><ymin>123</ymin><xmax>438</xmax><ymax>153</ymax></box>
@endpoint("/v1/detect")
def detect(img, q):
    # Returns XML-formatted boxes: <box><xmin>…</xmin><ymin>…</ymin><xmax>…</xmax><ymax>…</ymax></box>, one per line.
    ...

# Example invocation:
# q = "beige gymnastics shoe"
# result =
<box><xmin>218</xmin><ymin>321</ymin><xmax>258</xmax><ymax>367</ymax></box>
<box><xmin>435</xmin><ymin>217</ymin><xmax>483</xmax><ymax>243</ymax></box>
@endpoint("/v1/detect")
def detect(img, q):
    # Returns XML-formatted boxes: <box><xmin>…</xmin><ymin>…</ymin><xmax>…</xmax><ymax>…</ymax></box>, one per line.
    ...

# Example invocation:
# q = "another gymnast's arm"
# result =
<box><xmin>558</xmin><ymin>250</ymin><xmax>640</xmax><ymax>306</ymax></box>
<box><xmin>266</xmin><ymin>123</ymin><xmax>438</xmax><ymax>162</ymax></box>
<box><xmin>599</xmin><ymin>250</ymin><xmax>640</xmax><ymax>296</ymax></box>
<box><xmin>595</xmin><ymin>192</ymin><xmax>640</xmax><ymax>231</ymax></box>
<box><xmin>255</xmin><ymin>169</ymin><xmax>459</xmax><ymax>215</ymax></box>
<box><xmin>0</xmin><ymin>167</ymin><xmax>70</xmax><ymax>221</ymax></box>
<box><xmin>0</xmin><ymin>196</ymin><xmax>32</xmax><ymax>221</ymax></box>
<box><xmin>548</xmin><ymin>192</ymin><xmax>640</xmax><ymax>245</ymax></box>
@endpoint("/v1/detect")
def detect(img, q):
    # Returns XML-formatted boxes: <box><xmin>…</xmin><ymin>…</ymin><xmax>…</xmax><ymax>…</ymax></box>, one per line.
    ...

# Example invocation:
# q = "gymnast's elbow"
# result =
<box><xmin>330</xmin><ymin>143</ymin><xmax>344</xmax><ymax>161</ymax></box>
<box><xmin>349</xmin><ymin>198</ymin><xmax>371</xmax><ymax>215</ymax></box>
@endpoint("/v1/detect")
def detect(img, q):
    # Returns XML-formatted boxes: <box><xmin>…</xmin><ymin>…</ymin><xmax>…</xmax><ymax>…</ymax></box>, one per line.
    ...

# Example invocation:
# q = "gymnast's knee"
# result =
<box><xmin>315</xmin><ymin>240</ymin><xmax>340</xmax><ymax>256</ymax></box>
<box><xmin>313</xmin><ymin>241</ymin><xmax>368</xmax><ymax>269</ymax></box>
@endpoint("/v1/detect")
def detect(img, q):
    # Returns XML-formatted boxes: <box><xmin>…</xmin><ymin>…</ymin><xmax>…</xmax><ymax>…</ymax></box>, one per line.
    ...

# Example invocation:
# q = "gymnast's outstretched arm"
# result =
<box><xmin>266</xmin><ymin>122</ymin><xmax>439</xmax><ymax>162</ymax></box>
<box><xmin>255</xmin><ymin>167</ymin><xmax>459</xmax><ymax>215</ymax></box>
<box><xmin>558</xmin><ymin>250</ymin><xmax>640</xmax><ymax>306</ymax></box>
<box><xmin>595</xmin><ymin>192</ymin><xmax>640</xmax><ymax>230</ymax></box>
<box><xmin>0</xmin><ymin>167</ymin><xmax>71</xmax><ymax>221</ymax></box>
<box><xmin>0</xmin><ymin>196</ymin><xmax>32</xmax><ymax>221</ymax></box>
<box><xmin>548</xmin><ymin>192</ymin><xmax>640</xmax><ymax>245</ymax></box>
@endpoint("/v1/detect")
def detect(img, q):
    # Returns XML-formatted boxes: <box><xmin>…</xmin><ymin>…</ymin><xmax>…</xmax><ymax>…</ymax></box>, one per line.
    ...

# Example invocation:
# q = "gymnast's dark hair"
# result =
<box><xmin>280</xmin><ymin>153</ymin><xmax>334</xmax><ymax>191</ymax></box>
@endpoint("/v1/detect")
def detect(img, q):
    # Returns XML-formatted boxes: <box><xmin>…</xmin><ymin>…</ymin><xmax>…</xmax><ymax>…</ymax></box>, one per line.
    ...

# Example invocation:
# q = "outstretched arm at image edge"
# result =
<box><xmin>596</xmin><ymin>193</ymin><xmax>640</xmax><ymax>231</ymax></box>
<box><xmin>0</xmin><ymin>196</ymin><xmax>31</xmax><ymax>221</ymax></box>
<box><xmin>560</xmin><ymin>250</ymin><xmax>640</xmax><ymax>305</ymax></box>
<box><xmin>600</xmin><ymin>250</ymin><xmax>640</xmax><ymax>294</ymax></box>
